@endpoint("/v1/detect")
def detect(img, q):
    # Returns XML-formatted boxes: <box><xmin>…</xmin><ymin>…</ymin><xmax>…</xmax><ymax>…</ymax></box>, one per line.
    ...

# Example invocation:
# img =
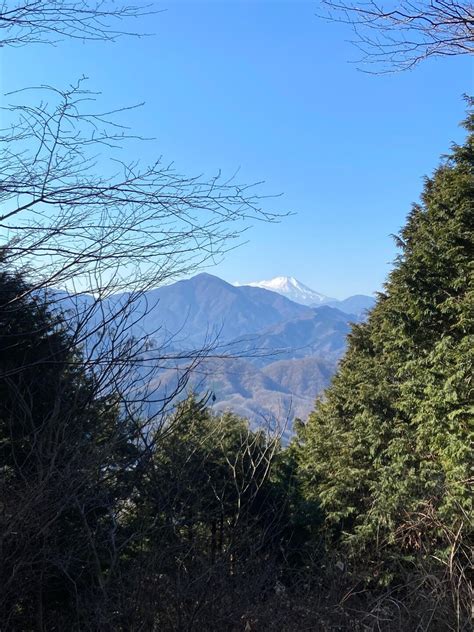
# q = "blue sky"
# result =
<box><xmin>2</xmin><ymin>1</ymin><xmax>471</xmax><ymax>298</ymax></box>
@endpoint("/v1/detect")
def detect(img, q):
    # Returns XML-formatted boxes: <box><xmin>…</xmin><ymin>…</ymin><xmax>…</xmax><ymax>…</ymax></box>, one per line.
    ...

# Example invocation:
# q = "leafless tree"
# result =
<box><xmin>0</xmin><ymin>77</ymin><xmax>279</xmax><ymax>415</ymax></box>
<box><xmin>0</xmin><ymin>0</ymin><xmax>155</xmax><ymax>47</ymax></box>
<box><xmin>0</xmin><ymin>6</ymin><xmax>293</xmax><ymax>630</ymax></box>
<box><xmin>111</xmin><ymin>401</ymin><xmax>288</xmax><ymax>632</ymax></box>
<box><xmin>1</xmin><ymin>80</ymin><xmax>276</xmax><ymax>297</ymax></box>
<box><xmin>0</xmin><ymin>0</ymin><xmax>283</xmax><ymax>429</ymax></box>
<box><xmin>319</xmin><ymin>0</ymin><xmax>474</xmax><ymax>71</ymax></box>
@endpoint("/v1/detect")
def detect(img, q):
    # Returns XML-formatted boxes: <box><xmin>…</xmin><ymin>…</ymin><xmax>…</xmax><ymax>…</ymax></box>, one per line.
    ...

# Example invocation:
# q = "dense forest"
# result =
<box><xmin>1</xmin><ymin>112</ymin><xmax>472</xmax><ymax>630</ymax></box>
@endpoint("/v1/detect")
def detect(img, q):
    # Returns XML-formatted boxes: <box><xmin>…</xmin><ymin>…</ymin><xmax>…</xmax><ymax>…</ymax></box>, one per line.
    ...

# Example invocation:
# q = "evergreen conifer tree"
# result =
<box><xmin>300</xmin><ymin>109</ymin><xmax>473</xmax><ymax>602</ymax></box>
<box><xmin>0</xmin><ymin>257</ymin><xmax>138</xmax><ymax>629</ymax></box>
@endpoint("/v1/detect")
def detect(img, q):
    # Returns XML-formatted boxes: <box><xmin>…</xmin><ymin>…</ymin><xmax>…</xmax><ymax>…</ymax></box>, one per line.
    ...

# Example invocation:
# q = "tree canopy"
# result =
<box><xmin>299</xmin><ymin>108</ymin><xmax>473</xmax><ymax>611</ymax></box>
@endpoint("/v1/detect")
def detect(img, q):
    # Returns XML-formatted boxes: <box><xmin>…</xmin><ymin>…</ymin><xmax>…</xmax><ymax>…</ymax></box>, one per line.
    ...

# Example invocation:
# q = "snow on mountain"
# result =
<box><xmin>234</xmin><ymin>276</ymin><xmax>334</xmax><ymax>306</ymax></box>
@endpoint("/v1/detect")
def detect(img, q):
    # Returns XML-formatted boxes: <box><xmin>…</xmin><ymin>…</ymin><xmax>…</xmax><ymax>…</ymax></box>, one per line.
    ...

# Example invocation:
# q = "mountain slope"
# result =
<box><xmin>228</xmin><ymin>305</ymin><xmax>353</xmax><ymax>366</ymax></box>
<box><xmin>54</xmin><ymin>273</ymin><xmax>359</xmax><ymax>429</ymax></box>
<box><xmin>145</xmin><ymin>356</ymin><xmax>331</xmax><ymax>437</ymax></box>
<box><xmin>116</xmin><ymin>273</ymin><xmax>312</xmax><ymax>347</ymax></box>
<box><xmin>262</xmin><ymin>356</ymin><xmax>337</xmax><ymax>400</ymax></box>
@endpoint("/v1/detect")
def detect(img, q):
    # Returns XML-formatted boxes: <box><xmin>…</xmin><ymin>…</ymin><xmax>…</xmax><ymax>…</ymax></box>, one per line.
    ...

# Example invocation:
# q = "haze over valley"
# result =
<box><xmin>60</xmin><ymin>273</ymin><xmax>375</xmax><ymax>429</ymax></box>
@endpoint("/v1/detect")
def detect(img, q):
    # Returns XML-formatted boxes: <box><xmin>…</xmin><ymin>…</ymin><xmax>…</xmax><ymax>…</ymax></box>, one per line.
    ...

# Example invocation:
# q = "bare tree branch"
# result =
<box><xmin>0</xmin><ymin>0</ymin><xmax>157</xmax><ymax>47</ymax></box>
<box><xmin>1</xmin><ymin>81</ymin><xmax>280</xmax><ymax>296</ymax></box>
<box><xmin>319</xmin><ymin>0</ymin><xmax>474</xmax><ymax>71</ymax></box>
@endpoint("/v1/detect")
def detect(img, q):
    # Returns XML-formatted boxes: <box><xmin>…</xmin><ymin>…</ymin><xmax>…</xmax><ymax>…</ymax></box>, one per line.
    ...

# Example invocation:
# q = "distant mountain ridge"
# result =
<box><xmin>128</xmin><ymin>273</ymin><xmax>313</xmax><ymax>347</ymax></box>
<box><xmin>234</xmin><ymin>276</ymin><xmax>334</xmax><ymax>306</ymax></box>
<box><xmin>326</xmin><ymin>294</ymin><xmax>376</xmax><ymax>316</ymax></box>
<box><xmin>124</xmin><ymin>274</ymin><xmax>370</xmax><ymax>427</ymax></box>
<box><xmin>56</xmin><ymin>273</ymin><xmax>375</xmax><ymax>429</ymax></box>
<box><xmin>234</xmin><ymin>275</ymin><xmax>375</xmax><ymax>316</ymax></box>
<box><xmin>227</xmin><ymin>305</ymin><xmax>353</xmax><ymax>367</ymax></box>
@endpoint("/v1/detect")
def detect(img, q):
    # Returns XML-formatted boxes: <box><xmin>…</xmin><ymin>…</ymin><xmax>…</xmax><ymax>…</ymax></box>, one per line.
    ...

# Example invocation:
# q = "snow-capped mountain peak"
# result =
<box><xmin>234</xmin><ymin>276</ymin><xmax>334</xmax><ymax>306</ymax></box>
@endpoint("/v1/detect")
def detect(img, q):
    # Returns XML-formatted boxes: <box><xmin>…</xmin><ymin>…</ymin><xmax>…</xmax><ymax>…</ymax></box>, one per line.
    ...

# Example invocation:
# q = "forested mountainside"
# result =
<box><xmin>53</xmin><ymin>274</ymin><xmax>359</xmax><ymax>425</ymax></box>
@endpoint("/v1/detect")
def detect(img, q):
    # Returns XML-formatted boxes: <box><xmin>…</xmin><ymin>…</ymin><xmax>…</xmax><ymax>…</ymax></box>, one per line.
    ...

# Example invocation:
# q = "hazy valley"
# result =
<box><xmin>59</xmin><ymin>273</ymin><xmax>375</xmax><ymax>428</ymax></box>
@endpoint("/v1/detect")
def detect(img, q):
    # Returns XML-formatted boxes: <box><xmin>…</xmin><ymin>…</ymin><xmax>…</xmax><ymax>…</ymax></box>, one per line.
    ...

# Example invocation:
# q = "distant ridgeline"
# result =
<box><xmin>52</xmin><ymin>274</ymin><xmax>374</xmax><ymax>431</ymax></box>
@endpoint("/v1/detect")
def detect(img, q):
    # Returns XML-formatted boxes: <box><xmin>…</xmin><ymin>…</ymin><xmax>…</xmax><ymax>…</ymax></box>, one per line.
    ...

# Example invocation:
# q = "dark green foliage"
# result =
<box><xmin>299</xmin><ymin>110</ymin><xmax>473</xmax><ymax>610</ymax></box>
<box><xmin>0</xmin><ymin>262</ymin><xmax>139</xmax><ymax>630</ymax></box>
<box><xmin>116</xmin><ymin>396</ymin><xmax>300</xmax><ymax>630</ymax></box>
